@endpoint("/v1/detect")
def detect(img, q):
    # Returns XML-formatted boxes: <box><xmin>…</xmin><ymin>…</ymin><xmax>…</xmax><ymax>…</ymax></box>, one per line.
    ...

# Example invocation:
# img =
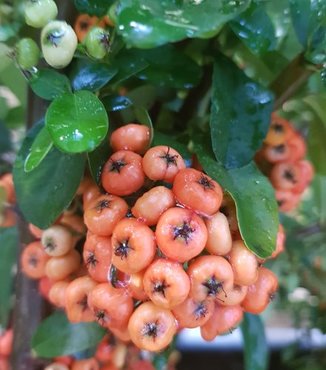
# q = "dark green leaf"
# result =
<box><xmin>231</xmin><ymin>3</ymin><xmax>276</xmax><ymax>54</ymax></box>
<box><xmin>29</xmin><ymin>69</ymin><xmax>72</xmax><ymax>100</ymax></box>
<box><xmin>305</xmin><ymin>95</ymin><xmax>326</xmax><ymax>175</ymax></box>
<box><xmin>13</xmin><ymin>123</ymin><xmax>86</xmax><ymax>229</ymax></box>
<box><xmin>0</xmin><ymin>121</ymin><xmax>12</xmax><ymax>154</ymax></box>
<box><xmin>70</xmin><ymin>59</ymin><xmax>118</xmax><ymax>92</ymax></box>
<box><xmin>196</xmin><ymin>143</ymin><xmax>278</xmax><ymax>258</ymax></box>
<box><xmin>101</xmin><ymin>95</ymin><xmax>133</xmax><ymax>112</ymax></box>
<box><xmin>127</xmin><ymin>85</ymin><xmax>157</xmax><ymax>110</ymax></box>
<box><xmin>289</xmin><ymin>0</ymin><xmax>326</xmax><ymax>62</ymax></box>
<box><xmin>46</xmin><ymin>91</ymin><xmax>108</xmax><ymax>153</ymax></box>
<box><xmin>5</xmin><ymin>106</ymin><xmax>25</xmax><ymax>128</ymax></box>
<box><xmin>241</xmin><ymin>313</ymin><xmax>269</xmax><ymax>370</ymax></box>
<box><xmin>0</xmin><ymin>226</ymin><xmax>18</xmax><ymax>327</ymax></box>
<box><xmin>210</xmin><ymin>55</ymin><xmax>274</xmax><ymax>169</ymax></box>
<box><xmin>115</xmin><ymin>0</ymin><xmax>250</xmax><ymax>48</ymax></box>
<box><xmin>135</xmin><ymin>45</ymin><xmax>202</xmax><ymax>89</ymax></box>
<box><xmin>109</xmin><ymin>49</ymin><xmax>149</xmax><ymax>85</ymax></box>
<box><xmin>24</xmin><ymin>126</ymin><xmax>53</xmax><ymax>172</ymax></box>
<box><xmin>134</xmin><ymin>106</ymin><xmax>154</xmax><ymax>146</ymax></box>
<box><xmin>88</xmin><ymin>134</ymin><xmax>111</xmax><ymax>185</ymax></box>
<box><xmin>74</xmin><ymin>0</ymin><xmax>114</xmax><ymax>16</ymax></box>
<box><xmin>32</xmin><ymin>311</ymin><xmax>106</xmax><ymax>357</ymax></box>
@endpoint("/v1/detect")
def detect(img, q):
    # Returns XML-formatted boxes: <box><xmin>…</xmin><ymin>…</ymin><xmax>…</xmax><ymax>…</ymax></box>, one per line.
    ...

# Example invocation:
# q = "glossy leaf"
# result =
<box><xmin>13</xmin><ymin>123</ymin><xmax>86</xmax><ymax>229</ymax></box>
<box><xmin>231</xmin><ymin>3</ymin><xmax>276</xmax><ymax>55</ymax></box>
<box><xmin>74</xmin><ymin>0</ymin><xmax>114</xmax><ymax>16</ymax></box>
<box><xmin>109</xmin><ymin>48</ymin><xmax>149</xmax><ymax>85</ymax></box>
<box><xmin>46</xmin><ymin>91</ymin><xmax>108</xmax><ymax>153</ymax></box>
<box><xmin>32</xmin><ymin>311</ymin><xmax>106</xmax><ymax>357</ymax></box>
<box><xmin>70</xmin><ymin>59</ymin><xmax>118</xmax><ymax>92</ymax></box>
<box><xmin>101</xmin><ymin>95</ymin><xmax>133</xmax><ymax>112</ymax></box>
<box><xmin>135</xmin><ymin>45</ymin><xmax>202</xmax><ymax>89</ymax></box>
<box><xmin>24</xmin><ymin>126</ymin><xmax>53</xmax><ymax>172</ymax></box>
<box><xmin>289</xmin><ymin>0</ymin><xmax>326</xmax><ymax>64</ymax></box>
<box><xmin>29</xmin><ymin>69</ymin><xmax>71</xmax><ymax>100</ymax></box>
<box><xmin>241</xmin><ymin>313</ymin><xmax>269</xmax><ymax>370</ymax></box>
<box><xmin>88</xmin><ymin>133</ymin><xmax>111</xmax><ymax>185</ymax></box>
<box><xmin>134</xmin><ymin>106</ymin><xmax>154</xmax><ymax>146</ymax></box>
<box><xmin>210</xmin><ymin>55</ymin><xmax>274</xmax><ymax>169</ymax></box>
<box><xmin>115</xmin><ymin>0</ymin><xmax>250</xmax><ymax>48</ymax></box>
<box><xmin>0</xmin><ymin>121</ymin><xmax>12</xmax><ymax>154</ymax></box>
<box><xmin>305</xmin><ymin>95</ymin><xmax>326</xmax><ymax>175</ymax></box>
<box><xmin>289</xmin><ymin>0</ymin><xmax>326</xmax><ymax>48</ymax></box>
<box><xmin>0</xmin><ymin>227</ymin><xmax>18</xmax><ymax>327</ymax></box>
<box><xmin>196</xmin><ymin>143</ymin><xmax>278</xmax><ymax>258</ymax></box>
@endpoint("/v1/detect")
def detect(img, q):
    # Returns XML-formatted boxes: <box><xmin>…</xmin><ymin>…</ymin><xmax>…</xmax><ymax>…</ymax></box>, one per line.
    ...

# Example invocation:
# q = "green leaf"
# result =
<box><xmin>101</xmin><ymin>95</ymin><xmax>133</xmax><ymax>112</ymax></box>
<box><xmin>5</xmin><ymin>106</ymin><xmax>25</xmax><ymax>129</ymax></box>
<box><xmin>115</xmin><ymin>0</ymin><xmax>250</xmax><ymax>48</ymax></box>
<box><xmin>74</xmin><ymin>0</ymin><xmax>114</xmax><ymax>16</ymax></box>
<box><xmin>304</xmin><ymin>95</ymin><xmax>326</xmax><ymax>175</ymax></box>
<box><xmin>0</xmin><ymin>120</ymin><xmax>12</xmax><ymax>154</ymax></box>
<box><xmin>241</xmin><ymin>313</ymin><xmax>269</xmax><ymax>370</ymax></box>
<box><xmin>13</xmin><ymin>123</ymin><xmax>86</xmax><ymax>229</ymax></box>
<box><xmin>88</xmin><ymin>134</ymin><xmax>111</xmax><ymax>185</ymax></box>
<box><xmin>46</xmin><ymin>91</ymin><xmax>109</xmax><ymax>154</ymax></box>
<box><xmin>289</xmin><ymin>0</ymin><xmax>326</xmax><ymax>63</ymax></box>
<box><xmin>134</xmin><ymin>106</ymin><xmax>154</xmax><ymax>146</ymax></box>
<box><xmin>231</xmin><ymin>3</ymin><xmax>277</xmax><ymax>55</ymax></box>
<box><xmin>210</xmin><ymin>55</ymin><xmax>274</xmax><ymax>169</ymax></box>
<box><xmin>109</xmin><ymin>48</ymin><xmax>149</xmax><ymax>85</ymax></box>
<box><xmin>32</xmin><ymin>311</ymin><xmax>106</xmax><ymax>358</ymax></box>
<box><xmin>29</xmin><ymin>69</ymin><xmax>72</xmax><ymax>101</ymax></box>
<box><xmin>289</xmin><ymin>0</ymin><xmax>326</xmax><ymax>47</ymax></box>
<box><xmin>134</xmin><ymin>45</ymin><xmax>202</xmax><ymax>89</ymax></box>
<box><xmin>196</xmin><ymin>143</ymin><xmax>278</xmax><ymax>258</ymax></box>
<box><xmin>24</xmin><ymin>126</ymin><xmax>53</xmax><ymax>173</ymax></box>
<box><xmin>70</xmin><ymin>59</ymin><xmax>118</xmax><ymax>92</ymax></box>
<box><xmin>0</xmin><ymin>226</ymin><xmax>18</xmax><ymax>327</ymax></box>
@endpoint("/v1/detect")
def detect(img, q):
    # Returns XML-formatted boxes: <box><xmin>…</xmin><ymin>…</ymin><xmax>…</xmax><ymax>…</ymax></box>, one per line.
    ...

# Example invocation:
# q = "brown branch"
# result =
<box><xmin>270</xmin><ymin>53</ymin><xmax>314</xmax><ymax>110</ymax></box>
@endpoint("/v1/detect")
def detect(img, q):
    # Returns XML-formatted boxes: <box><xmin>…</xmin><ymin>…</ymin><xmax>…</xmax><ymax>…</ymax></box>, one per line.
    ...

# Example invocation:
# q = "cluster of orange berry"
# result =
<box><xmin>21</xmin><ymin>123</ymin><xmax>283</xmax><ymax>356</ymax></box>
<box><xmin>257</xmin><ymin>113</ymin><xmax>314</xmax><ymax>212</ymax></box>
<box><xmin>43</xmin><ymin>333</ymin><xmax>178</xmax><ymax>370</ymax></box>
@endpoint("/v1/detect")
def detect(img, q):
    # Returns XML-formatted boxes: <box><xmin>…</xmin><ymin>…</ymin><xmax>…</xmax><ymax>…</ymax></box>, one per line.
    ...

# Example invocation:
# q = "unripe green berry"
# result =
<box><xmin>24</xmin><ymin>0</ymin><xmax>58</xmax><ymax>28</ymax></box>
<box><xmin>84</xmin><ymin>27</ymin><xmax>110</xmax><ymax>60</ymax></box>
<box><xmin>15</xmin><ymin>38</ymin><xmax>40</xmax><ymax>69</ymax></box>
<box><xmin>41</xmin><ymin>20</ymin><xmax>77</xmax><ymax>69</ymax></box>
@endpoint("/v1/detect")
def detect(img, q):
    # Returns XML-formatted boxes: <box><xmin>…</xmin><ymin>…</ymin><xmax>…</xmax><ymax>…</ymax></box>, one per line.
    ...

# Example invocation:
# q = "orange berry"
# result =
<box><xmin>65</xmin><ymin>276</ymin><xmax>97</xmax><ymax>323</ymax></box>
<box><xmin>111</xmin><ymin>218</ymin><xmax>156</xmax><ymax>274</ymax></box>
<box><xmin>84</xmin><ymin>194</ymin><xmax>128</xmax><ymax>237</ymax></box>
<box><xmin>21</xmin><ymin>241</ymin><xmax>50</xmax><ymax>279</ymax></box>
<box><xmin>200</xmin><ymin>304</ymin><xmax>243</xmax><ymax>341</ymax></box>
<box><xmin>143</xmin><ymin>259</ymin><xmax>190</xmax><ymax>309</ymax></box>
<box><xmin>101</xmin><ymin>151</ymin><xmax>145</xmax><ymax>196</ymax></box>
<box><xmin>187</xmin><ymin>255</ymin><xmax>234</xmax><ymax>302</ymax></box>
<box><xmin>131</xmin><ymin>186</ymin><xmax>175</xmax><ymax>226</ymax></box>
<box><xmin>128</xmin><ymin>302</ymin><xmax>177</xmax><ymax>352</ymax></box>
<box><xmin>142</xmin><ymin>146</ymin><xmax>186</xmax><ymax>183</ymax></box>
<box><xmin>205</xmin><ymin>212</ymin><xmax>232</xmax><ymax>256</ymax></box>
<box><xmin>110</xmin><ymin>124</ymin><xmax>150</xmax><ymax>154</ymax></box>
<box><xmin>155</xmin><ymin>207</ymin><xmax>207</xmax><ymax>263</ymax></box>
<box><xmin>173</xmin><ymin>168</ymin><xmax>223</xmax><ymax>216</ymax></box>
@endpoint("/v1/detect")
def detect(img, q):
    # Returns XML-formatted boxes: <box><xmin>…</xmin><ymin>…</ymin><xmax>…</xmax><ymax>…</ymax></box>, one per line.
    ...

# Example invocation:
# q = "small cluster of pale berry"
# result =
<box><xmin>15</xmin><ymin>0</ymin><xmax>112</xmax><ymax>71</ymax></box>
<box><xmin>20</xmin><ymin>123</ymin><xmax>282</xmax><ymax>359</ymax></box>
<box><xmin>256</xmin><ymin>113</ymin><xmax>314</xmax><ymax>212</ymax></box>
